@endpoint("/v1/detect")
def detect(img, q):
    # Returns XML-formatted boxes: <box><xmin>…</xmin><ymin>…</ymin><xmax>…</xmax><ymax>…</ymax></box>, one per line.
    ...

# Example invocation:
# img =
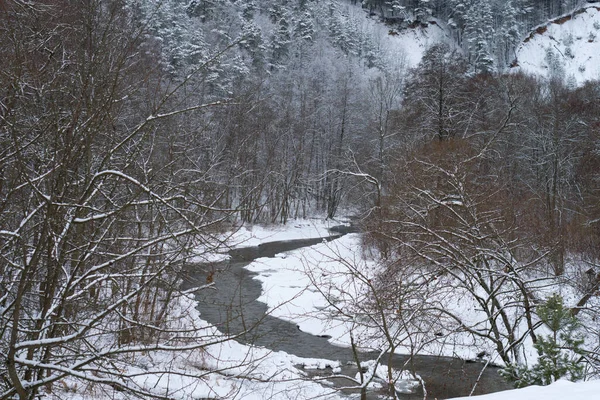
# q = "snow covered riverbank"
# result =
<box><xmin>227</xmin><ymin>219</ymin><xmax>600</xmax><ymax>399</ymax></box>
<box><xmin>451</xmin><ymin>378</ymin><xmax>600</xmax><ymax>400</ymax></box>
<box><xmin>47</xmin><ymin>218</ymin><xmax>599</xmax><ymax>399</ymax></box>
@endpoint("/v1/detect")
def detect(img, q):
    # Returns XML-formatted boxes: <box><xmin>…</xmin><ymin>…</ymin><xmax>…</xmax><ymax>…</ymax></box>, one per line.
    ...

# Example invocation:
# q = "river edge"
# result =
<box><xmin>182</xmin><ymin>223</ymin><xmax>511</xmax><ymax>399</ymax></box>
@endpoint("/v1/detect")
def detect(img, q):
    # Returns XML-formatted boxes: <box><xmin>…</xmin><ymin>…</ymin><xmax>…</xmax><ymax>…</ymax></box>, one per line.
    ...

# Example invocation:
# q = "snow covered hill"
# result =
<box><xmin>512</xmin><ymin>3</ymin><xmax>600</xmax><ymax>85</ymax></box>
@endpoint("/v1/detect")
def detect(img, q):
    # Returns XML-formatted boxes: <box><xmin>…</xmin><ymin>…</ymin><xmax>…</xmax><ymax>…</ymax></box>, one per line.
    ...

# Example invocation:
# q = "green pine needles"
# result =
<box><xmin>502</xmin><ymin>294</ymin><xmax>585</xmax><ymax>388</ymax></box>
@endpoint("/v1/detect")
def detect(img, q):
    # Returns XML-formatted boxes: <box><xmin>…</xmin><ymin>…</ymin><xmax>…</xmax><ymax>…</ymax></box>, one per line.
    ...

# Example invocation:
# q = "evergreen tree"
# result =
<box><xmin>412</xmin><ymin>0</ymin><xmax>432</xmax><ymax>21</ymax></box>
<box><xmin>187</xmin><ymin>0</ymin><xmax>226</xmax><ymax>22</ymax></box>
<box><xmin>496</xmin><ymin>0</ymin><xmax>521</xmax><ymax>67</ymax></box>
<box><xmin>502</xmin><ymin>294</ymin><xmax>585</xmax><ymax>388</ymax></box>
<box><xmin>446</xmin><ymin>0</ymin><xmax>474</xmax><ymax>46</ymax></box>
<box><xmin>241</xmin><ymin>0</ymin><xmax>256</xmax><ymax>21</ymax></box>
<box><xmin>403</xmin><ymin>43</ymin><xmax>468</xmax><ymax>141</ymax></box>
<box><xmin>363</xmin><ymin>0</ymin><xmax>383</xmax><ymax>14</ymax></box>
<box><xmin>327</xmin><ymin>7</ymin><xmax>360</xmax><ymax>56</ymax></box>
<box><xmin>294</xmin><ymin>10</ymin><xmax>315</xmax><ymax>42</ymax></box>
<box><xmin>270</xmin><ymin>12</ymin><xmax>292</xmax><ymax>67</ymax></box>
<box><xmin>138</xmin><ymin>0</ymin><xmax>205</xmax><ymax>72</ymax></box>
<box><xmin>240</xmin><ymin>20</ymin><xmax>266</xmax><ymax>68</ymax></box>
<box><xmin>386</xmin><ymin>0</ymin><xmax>405</xmax><ymax>17</ymax></box>
<box><xmin>268</xmin><ymin>0</ymin><xmax>289</xmax><ymax>24</ymax></box>
<box><xmin>465</xmin><ymin>0</ymin><xmax>495</xmax><ymax>74</ymax></box>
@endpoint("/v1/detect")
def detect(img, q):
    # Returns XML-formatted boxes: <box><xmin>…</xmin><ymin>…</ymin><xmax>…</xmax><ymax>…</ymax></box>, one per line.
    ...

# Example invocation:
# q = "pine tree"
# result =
<box><xmin>465</xmin><ymin>0</ymin><xmax>495</xmax><ymax>74</ymax></box>
<box><xmin>386</xmin><ymin>0</ymin><xmax>405</xmax><ymax>17</ymax></box>
<box><xmin>363</xmin><ymin>0</ymin><xmax>382</xmax><ymax>14</ymax></box>
<box><xmin>496</xmin><ymin>0</ymin><xmax>521</xmax><ymax>67</ymax></box>
<box><xmin>268</xmin><ymin>0</ymin><xmax>288</xmax><ymax>24</ymax></box>
<box><xmin>446</xmin><ymin>0</ymin><xmax>474</xmax><ymax>46</ymax></box>
<box><xmin>187</xmin><ymin>0</ymin><xmax>226</xmax><ymax>22</ymax></box>
<box><xmin>502</xmin><ymin>294</ymin><xmax>585</xmax><ymax>388</ymax></box>
<box><xmin>403</xmin><ymin>43</ymin><xmax>468</xmax><ymax>141</ymax></box>
<box><xmin>294</xmin><ymin>11</ymin><xmax>315</xmax><ymax>42</ymax></box>
<box><xmin>413</xmin><ymin>0</ymin><xmax>432</xmax><ymax>21</ymax></box>
<box><xmin>240</xmin><ymin>20</ymin><xmax>266</xmax><ymax>68</ymax></box>
<box><xmin>270</xmin><ymin>12</ymin><xmax>292</xmax><ymax>67</ymax></box>
<box><xmin>241</xmin><ymin>0</ymin><xmax>256</xmax><ymax>21</ymax></box>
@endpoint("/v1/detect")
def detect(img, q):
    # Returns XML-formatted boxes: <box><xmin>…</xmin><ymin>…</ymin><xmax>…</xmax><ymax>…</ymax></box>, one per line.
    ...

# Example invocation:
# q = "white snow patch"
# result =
<box><xmin>189</xmin><ymin>218</ymin><xmax>349</xmax><ymax>264</ymax></box>
<box><xmin>227</xmin><ymin>218</ymin><xmax>345</xmax><ymax>248</ymax></box>
<box><xmin>46</xmin><ymin>292</ymin><xmax>345</xmax><ymax>400</ymax></box>
<box><xmin>45</xmin><ymin>220</ymin><xmax>600</xmax><ymax>400</ymax></box>
<box><xmin>513</xmin><ymin>5</ymin><xmax>600</xmax><ymax>85</ymax></box>
<box><xmin>449</xmin><ymin>378</ymin><xmax>600</xmax><ymax>400</ymax></box>
<box><xmin>382</xmin><ymin>19</ymin><xmax>455</xmax><ymax>67</ymax></box>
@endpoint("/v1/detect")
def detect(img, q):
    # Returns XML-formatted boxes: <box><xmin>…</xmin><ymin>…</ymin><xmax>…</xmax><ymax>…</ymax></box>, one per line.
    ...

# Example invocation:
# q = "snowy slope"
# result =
<box><xmin>449</xmin><ymin>379</ymin><xmax>600</xmax><ymax>400</ymax></box>
<box><xmin>379</xmin><ymin>19</ymin><xmax>454</xmax><ymax>67</ymax></box>
<box><xmin>513</xmin><ymin>4</ymin><xmax>600</xmax><ymax>85</ymax></box>
<box><xmin>339</xmin><ymin>1</ymin><xmax>453</xmax><ymax>70</ymax></box>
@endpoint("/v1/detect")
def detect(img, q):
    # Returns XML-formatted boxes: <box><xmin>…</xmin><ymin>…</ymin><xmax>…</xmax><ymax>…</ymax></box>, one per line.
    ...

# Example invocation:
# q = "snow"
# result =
<box><xmin>130</xmin><ymin>324</ymin><xmax>342</xmax><ymax>400</ymax></box>
<box><xmin>245</xmin><ymin>232</ymin><xmax>503</xmax><ymax>360</ymax></box>
<box><xmin>449</xmin><ymin>378</ymin><xmax>600</xmax><ymax>400</ymax></box>
<box><xmin>227</xmin><ymin>218</ymin><xmax>343</xmax><ymax>247</ymax></box>
<box><xmin>42</xmin><ymin>219</ymin><xmax>353</xmax><ymax>400</ymax></box>
<box><xmin>241</xmin><ymin>224</ymin><xmax>600</xmax><ymax>399</ymax></box>
<box><xmin>188</xmin><ymin>218</ymin><xmax>342</xmax><ymax>264</ymax></box>
<box><xmin>359</xmin><ymin>360</ymin><xmax>420</xmax><ymax>394</ymax></box>
<box><xmin>513</xmin><ymin>5</ymin><xmax>600</xmax><ymax>85</ymax></box>
<box><xmin>361</xmin><ymin>12</ymin><xmax>454</xmax><ymax>69</ymax></box>
<box><xmin>246</xmin><ymin>234</ymin><xmax>368</xmax><ymax>342</ymax></box>
<box><xmin>46</xmin><ymin>279</ymin><xmax>344</xmax><ymax>400</ymax></box>
<box><xmin>382</xmin><ymin>18</ymin><xmax>454</xmax><ymax>68</ymax></box>
<box><xmin>323</xmin><ymin>2</ymin><xmax>453</xmax><ymax>71</ymax></box>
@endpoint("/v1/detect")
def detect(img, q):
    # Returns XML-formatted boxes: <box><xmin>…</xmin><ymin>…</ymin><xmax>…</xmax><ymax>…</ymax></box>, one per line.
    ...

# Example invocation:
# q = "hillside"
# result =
<box><xmin>513</xmin><ymin>3</ymin><xmax>600</xmax><ymax>85</ymax></box>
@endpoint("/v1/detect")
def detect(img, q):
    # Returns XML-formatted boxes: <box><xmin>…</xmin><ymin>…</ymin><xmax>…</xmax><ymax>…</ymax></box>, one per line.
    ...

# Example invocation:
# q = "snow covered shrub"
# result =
<box><xmin>501</xmin><ymin>294</ymin><xmax>585</xmax><ymax>388</ymax></box>
<box><xmin>563</xmin><ymin>33</ymin><xmax>574</xmax><ymax>46</ymax></box>
<box><xmin>565</xmin><ymin>46</ymin><xmax>574</xmax><ymax>58</ymax></box>
<box><xmin>545</xmin><ymin>47</ymin><xmax>565</xmax><ymax>80</ymax></box>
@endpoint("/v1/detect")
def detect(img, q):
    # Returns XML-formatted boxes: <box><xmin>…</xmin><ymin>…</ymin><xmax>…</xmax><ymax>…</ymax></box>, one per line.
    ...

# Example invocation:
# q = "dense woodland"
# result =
<box><xmin>2</xmin><ymin>0</ymin><xmax>600</xmax><ymax>398</ymax></box>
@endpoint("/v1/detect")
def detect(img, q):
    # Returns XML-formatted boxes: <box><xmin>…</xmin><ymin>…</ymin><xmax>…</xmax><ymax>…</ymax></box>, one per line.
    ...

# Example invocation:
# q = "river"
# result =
<box><xmin>181</xmin><ymin>227</ymin><xmax>510</xmax><ymax>399</ymax></box>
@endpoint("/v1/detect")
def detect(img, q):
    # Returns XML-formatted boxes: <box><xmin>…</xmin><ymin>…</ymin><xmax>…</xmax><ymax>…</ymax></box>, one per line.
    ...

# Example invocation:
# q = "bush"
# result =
<box><xmin>501</xmin><ymin>294</ymin><xmax>585</xmax><ymax>388</ymax></box>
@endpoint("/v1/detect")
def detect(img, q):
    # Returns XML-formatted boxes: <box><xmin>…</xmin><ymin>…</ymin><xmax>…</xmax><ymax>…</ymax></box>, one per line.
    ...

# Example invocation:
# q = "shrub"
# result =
<box><xmin>501</xmin><ymin>294</ymin><xmax>585</xmax><ymax>388</ymax></box>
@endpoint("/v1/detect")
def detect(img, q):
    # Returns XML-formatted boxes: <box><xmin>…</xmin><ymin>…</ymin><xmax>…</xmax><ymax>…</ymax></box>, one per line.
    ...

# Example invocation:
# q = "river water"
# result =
<box><xmin>181</xmin><ymin>228</ymin><xmax>510</xmax><ymax>399</ymax></box>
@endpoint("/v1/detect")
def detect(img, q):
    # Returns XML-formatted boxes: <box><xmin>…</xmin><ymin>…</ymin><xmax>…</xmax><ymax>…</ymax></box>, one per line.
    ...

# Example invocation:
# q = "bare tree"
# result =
<box><xmin>302</xmin><ymin>239</ymin><xmax>435</xmax><ymax>399</ymax></box>
<box><xmin>402</xmin><ymin>44</ymin><xmax>469</xmax><ymax>142</ymax></box>
<box><xmin>0</xmin><ymin>1</ymin><xmax>237</xmax><ymax>398</ymax></box>
<box><xmin>366</xmin><ymin>81</ymin><xmax>555</xmax><ymax>366</ymax></box>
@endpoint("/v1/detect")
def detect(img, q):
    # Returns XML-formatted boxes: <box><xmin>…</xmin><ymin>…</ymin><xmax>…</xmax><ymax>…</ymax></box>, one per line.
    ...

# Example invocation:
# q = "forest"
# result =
<box><xmin>1</xmin><ymin>0</ymin><xmax>600</xmax><ymax>399</ymax></box>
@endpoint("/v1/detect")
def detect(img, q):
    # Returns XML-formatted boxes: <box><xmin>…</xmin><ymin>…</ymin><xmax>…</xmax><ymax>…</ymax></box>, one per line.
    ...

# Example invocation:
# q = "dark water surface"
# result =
<box><xmin>181</xmin><ymin>228</ymin><xmax>510</xmax><ymax>399</ymax></box>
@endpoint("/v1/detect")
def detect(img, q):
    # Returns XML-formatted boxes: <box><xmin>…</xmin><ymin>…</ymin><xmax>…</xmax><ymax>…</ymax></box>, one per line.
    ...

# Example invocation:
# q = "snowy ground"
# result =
<box><xmin>369</xmin><ymin>13</ymin><xmax>455</xmax><ymax>68</ymax></box>
<box><xmin>451</xmin><ymin>378</ymin><xmax>600</xmax><ymax>400</ymax></box>
<box><xmin>126</xmin><ymin>294</ymin><xmax>345</xmax><ymax>400</ymax></box>
<box><xmin>188</xmin><ymin>218</ymin><xmax>341</xmax><ymax>264</ymax></box>
<box><xmin>246</xmin><ymin>232</ymin><xmax>506</xmax><ymax>361</ymax></box>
